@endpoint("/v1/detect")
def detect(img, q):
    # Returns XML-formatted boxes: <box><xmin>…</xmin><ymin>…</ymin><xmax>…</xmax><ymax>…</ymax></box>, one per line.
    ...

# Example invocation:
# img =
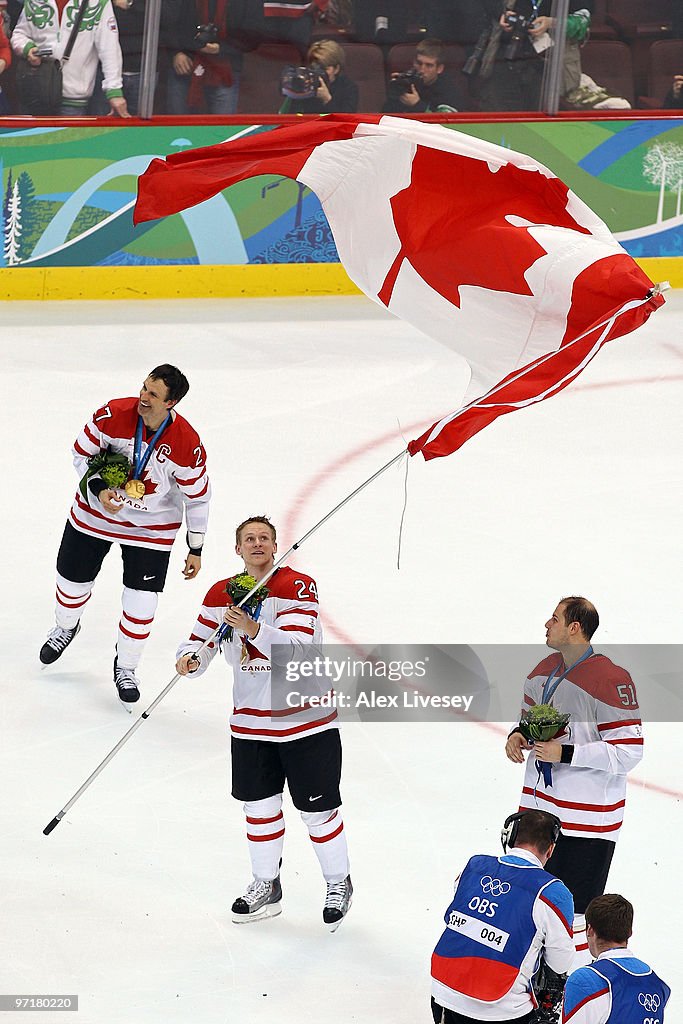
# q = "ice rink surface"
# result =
<box><xmin>1</xmin><ymin>291</ymin><xmax>681</xmax><ymax>1023</ymax></box>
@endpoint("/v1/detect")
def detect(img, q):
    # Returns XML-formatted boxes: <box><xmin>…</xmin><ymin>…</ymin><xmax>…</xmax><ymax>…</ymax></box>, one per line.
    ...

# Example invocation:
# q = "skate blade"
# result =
<box><xmin>232</xmin><ymin>902</ymin><xmax>282</xmax><ymax>925</ymax></box>
<box><xmin>117</xmin><ymin>696</ymin><xmax>137</xmax><ymax>714</ymax></box>
<box><xmin>326</xmin><ymin>897</ymin><xmax>352</xmax><ymax>933</ymax></box>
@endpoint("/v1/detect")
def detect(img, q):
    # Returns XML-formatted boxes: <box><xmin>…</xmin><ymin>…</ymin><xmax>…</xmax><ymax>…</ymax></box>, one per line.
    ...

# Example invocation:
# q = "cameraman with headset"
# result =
<box><xmin>473</xmin><ymin>0</ymin><xmax>593</xmax><ymax>112</ymax></box>
<box><xmin>382</xmin><ymin>37</ymin><xmax>465</xmax><ymax>113</ymax></box>
<box><xmin>430</xmin><ymin>810</ymin><xmax>575</xmax><ymax>1024</ymax></box>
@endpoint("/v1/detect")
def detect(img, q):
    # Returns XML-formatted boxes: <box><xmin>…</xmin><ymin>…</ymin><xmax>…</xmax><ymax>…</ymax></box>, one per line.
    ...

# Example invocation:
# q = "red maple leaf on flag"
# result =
<box><xmin>378</xmin><ymin>147</ymin><xmax>591</xmax><ymax>308</ymax></box>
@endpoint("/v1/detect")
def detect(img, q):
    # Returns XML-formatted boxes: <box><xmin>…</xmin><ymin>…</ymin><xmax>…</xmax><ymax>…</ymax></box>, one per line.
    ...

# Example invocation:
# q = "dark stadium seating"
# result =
<box><xmin>237</xmin><ymin>43</ymin><xmax>302</xmax><ymax>115</ymax></box>
<box><xmin>579</xmin><ymin>40</ymin><xmax>635</xmax><ymax>106</ymax></box>
<box><xmin>644</xmin><ymin>39</ymin><xmax>683</xmax><ymax>107</ymax></box>
<box><xmin>339</xmin><ymin>43</ymin><xmax>387</xmax><ymax>112</ymax></box>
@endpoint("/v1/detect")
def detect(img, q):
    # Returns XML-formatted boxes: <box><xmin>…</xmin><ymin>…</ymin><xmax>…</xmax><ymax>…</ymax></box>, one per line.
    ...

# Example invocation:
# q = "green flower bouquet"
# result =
<box><xmin>79</xmin><ymin>449</ymin><xmax>132</xmax><ymax>499</ymax></box>
<box><xmin>518</xmin><ymin>703</ymin><xmax>570</xmax><ymax>743</ymax></box>
<box><xmin>221</xmin><ymin>573</ymin><xmax>270</xmax><ymax>643</ymax></box>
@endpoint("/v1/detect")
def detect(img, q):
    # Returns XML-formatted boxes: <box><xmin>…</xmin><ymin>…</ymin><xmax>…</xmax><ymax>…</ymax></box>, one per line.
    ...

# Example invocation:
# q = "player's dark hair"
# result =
<box><xmin>513</xmin><ymin>810</ymin><xmax>561</xmax><ymax>851</ymax></box>
<box><xmin>585</xmin><ymin>894</ymin><xmax>633</xmax><ymax>944</ymax></box>
<box><xmin>236</xmin><ymin>516</ymin><xmax>277</xmax><ymax>545</ymax></box>
<box><xmin>559</xmin><ymin>596</ymin><xmax>599</xmax><ymax>640</ymax></box>
<box><xmin>149</xmin><ymin>364</ymin><xmax>190</xmax><ymax>404</ymax></box>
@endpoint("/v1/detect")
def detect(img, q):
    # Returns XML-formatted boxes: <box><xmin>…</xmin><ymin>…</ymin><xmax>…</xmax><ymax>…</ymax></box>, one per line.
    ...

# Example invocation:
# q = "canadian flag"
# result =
<box><xmin>134</xmin><ymin>115</ymin><xmax>663</xmax><ymax>460</ymax></box>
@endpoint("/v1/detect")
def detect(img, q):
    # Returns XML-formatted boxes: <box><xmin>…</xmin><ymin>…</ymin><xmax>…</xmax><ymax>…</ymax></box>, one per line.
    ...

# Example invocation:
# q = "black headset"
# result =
<box><xmin>501</xmin><ymin>810</ymin><xmax>562</xmax><ymax>853</ymax></box>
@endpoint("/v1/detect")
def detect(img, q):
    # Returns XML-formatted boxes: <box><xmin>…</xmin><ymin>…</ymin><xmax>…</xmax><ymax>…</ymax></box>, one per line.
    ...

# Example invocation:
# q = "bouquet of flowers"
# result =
<box><xmin>518</xmin><ymin>703</ymin><xmax>570</xmax><ymax>743</ymax></box>
<box><xmin>221</xmin><ymin>573</ymin><xmax>269</xmax><ymax>643</ymax></box>
<box><xmin>79</xmin><ymin>449</ymin><xmax>132</xmax><ymax>499</ymax></box>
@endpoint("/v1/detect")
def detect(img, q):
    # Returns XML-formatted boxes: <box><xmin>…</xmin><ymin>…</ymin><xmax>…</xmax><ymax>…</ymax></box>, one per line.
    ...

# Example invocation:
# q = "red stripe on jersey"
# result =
<box><xmin>70</xmin><ymin>510</ymin><xmax>175</xmax><ymax>546</ymax></box>
<box><xmin>175</xmin><ymin>467</ymin><xmax>206</xmax><ymax>486</ymax></box>
<box><xmin>198</xmin><ymin>614</ymin><xmax>218</xmax><ymax>629</ymax></box>
<box><xmin>234</xmin><ymin>702</ymin><xmax>318</xmax><ymax>719</ymax></box>
<box><xmin>74</xmin><ymin>493</ymin><xmax>181</xmax><ymax>532</ymax></box>
<box><xmin>247</xmin><ymin>828</ymin><xmax>286</xmax><ymax>843</ymax></box>
<box><xmin>277</xmin><ymin>607</ymin><xmax>319</xmax><ymax>619</ymax></box>
<box><xmin>605</xmin><ymin>737</ymin><xmax>643</xmax><ymax>745</ymax></box>
<box><xmin>74</xmin><ymin>440</ymin><xmax>91</xmax><ymax>457</ymax></box>
<box><xmin>563</xmin><ymin>987</ymin><xmax>610</xmax><ymax>1023</ymax></box>
<box><xmin>232</xmin><ymin>710</ymin><xmax>338</xmax><ymax>738</ymax></box>
<box><xmin>123</xmin><ymin>612</ymin><xmax>154</xmax><ymax>625</ymax></box>
<box><xmin>522</xmin><ymin>788</ymin><xmax>626</xmax><ymax>813</ymax></box>
<box><xmin>119</xmin><ymin>622</ymin><xmax>151</xmax><ymax>640</ymax></box>
<box><xmin>561</xmin><ymin>821</ymin><xmax>622</xmax><ymax>833</ymax></box>
<box><xmin>523</xmin><ymin>694</ymin><xmax>534</xmax><ymax>706</ymax></box>
<box><xmin>280</xmin><ymin>624</ymin><xmax>315</xmax><ymax>634</ymax></box>
<box><xmin>246</xmin><ymin>813</ymin><xmax>284</xmax><ymax>825</ymax></box>
<box><xmin>186</xmin><ymin>479</ymin><xmax>209</xmax><ymax>499</ymax></box>
<box><xmin>575</xmin><ymin>942</ymin><xmax>589</xmax><ymax>951</ymax></box>
<box><xmin>598</xmin><ymin>719</ymin><xmax>641</xmax><ymax>731</ymax></box>
<box><xmin>84</xmin><ymin>424</ymin><xmax>99</xmax><ymax>446</ymax></box>
<box><xmin>309</xmin><ymin>820</ymin><xmax>344</xmax><ymax>844</ymax></box>
<box><xmin>539</xmin><ymin>893</ymin><xmax>573</xmax><ymax>937</ymax></box>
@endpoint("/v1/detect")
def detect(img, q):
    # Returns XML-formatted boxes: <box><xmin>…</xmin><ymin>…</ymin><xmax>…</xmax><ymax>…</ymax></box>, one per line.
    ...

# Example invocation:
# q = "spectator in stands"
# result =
<box><xmin>166</xmin><ymin>0</ymin><xmax>242</xmax><ymax>114</ymax></box>
<box><xmin>382</xmin><ymin>37</ymin><xmax>465</xmax><ymax>113</ymax></box>
<box><xmin>0</xmin><ymin>12</ymin><xmax>10</xmax><ymax>113</ymax></box>
<box><xmin>663</xmin><ymin>75</ymin><xmax>683</xmax><ymax>107</ymax></box>
<box><xmin>475</xmin><ymin>0</ymin><xmax>591</xmax><ymax>113</ymax></box>
<box><xmin>11</xmin><ymin>0</ymin><xmax>129</xmax><ymax>116</ymax></box>
<box><xmin>280</xmin><ymin>38</ymin><xmax>358</xmax><ymax>114</ymax></box>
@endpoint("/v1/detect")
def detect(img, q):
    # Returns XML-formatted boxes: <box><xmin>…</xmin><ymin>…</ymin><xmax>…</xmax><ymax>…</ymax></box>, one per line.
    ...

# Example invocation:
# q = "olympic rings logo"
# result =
<box><xmin>638</xmin><ymin>994</ymin><xmax>661</xmax><ymax>1012</ymax></box>
<box><xmin>480</xmin><ymin>876</ymin><xmax>511</xmax><ymax>897</ymax></box>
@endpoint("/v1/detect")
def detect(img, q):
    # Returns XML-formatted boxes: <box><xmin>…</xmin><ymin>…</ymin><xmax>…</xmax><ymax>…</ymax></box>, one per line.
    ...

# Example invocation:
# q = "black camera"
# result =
<box><xmin>393</xmin><ymin>67</ymin><xmax>422</xmax><ymax>91</ymax></box>
<box><xmin>280</xmin><ymin>62</ymin><xmax>328</xmax><ymax>100</ymax></box>
<box><xmin>194</xmin><ymin>22</ymin><xmax>218</xmax><ymax>47</ymax></box>
<box><xmin>502</xmin><ymin>11</ymin><xmax>533</xmax><ymax>60</ymax></box>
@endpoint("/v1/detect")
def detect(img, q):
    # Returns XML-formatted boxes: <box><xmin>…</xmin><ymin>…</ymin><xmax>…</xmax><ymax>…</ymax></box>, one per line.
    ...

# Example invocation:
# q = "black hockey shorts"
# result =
<box><xmin>545</xmin><ymin>834</ymin><xmax>616</xmax><ymax>914</ymax></box>
<box><xmin>57</xmin><ymin>521</ymin><xmax>171</xmax><ymax>593</ymax></box>
<box><xmin>231</xmin><ymin>729</ymin><xmax>342</xmax><ymax>811</ymax></box>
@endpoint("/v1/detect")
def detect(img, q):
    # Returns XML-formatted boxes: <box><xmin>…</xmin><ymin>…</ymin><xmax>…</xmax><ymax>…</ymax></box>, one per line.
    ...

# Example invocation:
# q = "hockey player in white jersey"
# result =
<box><xmin>176</xmin><ymin>515</ymin><xmax>352</xmax><ymax>931</ymax></box>
<box><xmin>505</xmin><ymin>597</ymin><xmax>643</xmax><ymax>967</ymax></box>
<box><xmin>40</xmin><ymin>365</ymin><xmax>211</xmax><ymax>707</ymax></box>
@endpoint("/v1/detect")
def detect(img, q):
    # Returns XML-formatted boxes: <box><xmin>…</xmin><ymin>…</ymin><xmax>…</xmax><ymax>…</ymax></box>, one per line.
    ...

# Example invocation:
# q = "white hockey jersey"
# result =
<box><xmin>70</xmin><ymin>396</ymin><xmax>210</xmax><ymax>550</ymax></box>
<box><xmin>177</xmin><ymin>565</ymin><xmax>338</xmax><ymax>742</ymax></box>
<box><xmin>516</xmin><ymin>653</ymin><xmax>643</xmax><ymax>839</ymax></box>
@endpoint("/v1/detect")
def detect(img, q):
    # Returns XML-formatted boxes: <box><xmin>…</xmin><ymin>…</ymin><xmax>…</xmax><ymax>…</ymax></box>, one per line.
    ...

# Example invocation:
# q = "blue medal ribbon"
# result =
<box><xmin>132</xmin><ymin>413</ymin><xmax>171</xmax><ymax>482</ymax></box>
<box><xmin>535</xmin><ymin>645</ymin><xmax>593</xmax><ymax>788</ymax></box>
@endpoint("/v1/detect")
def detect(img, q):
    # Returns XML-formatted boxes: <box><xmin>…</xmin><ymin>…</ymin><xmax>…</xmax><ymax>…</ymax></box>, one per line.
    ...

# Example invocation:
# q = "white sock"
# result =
<box><xmin>55</xmin><ymin>573</ymin><xmax>93</xmax><ymax>629</ymax></box>
<box><xmin>116</xmin><ymin>587</ymin><xmax>158</xmax><ymax>669</ymax></box>
<box><xmin>572</xmin><ymin>914</ymin><xmax>592</xmax><ymax>968</ymax></box>
<box><xmin>301</xmin><ymin>807</ymin><xmax>350</xmax><ymax>883</ymax></box>
<box><xmin>244</xmin><ymin>795</ymin><xmax>284</xmax><ymax>881</ymax></box>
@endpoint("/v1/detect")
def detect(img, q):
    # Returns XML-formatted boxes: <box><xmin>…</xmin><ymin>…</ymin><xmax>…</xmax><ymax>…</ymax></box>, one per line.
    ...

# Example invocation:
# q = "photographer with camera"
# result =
<box><xmin>471</xmin><ymin>0</ymin><xmax>591</xmax><ymax>112</ymax></box>
<box><xmin>279</xmin><ymin>38</ymin><xmax>358</xmax><ymax>114</ymax></box>
<box><xmin>382</xmin><ymin>37</ymin><xmax>464</xmax><ymax>113</ymax></box>
<box><xmin>166</xmin><ymin>0</ymin><xmax>241</xmax><ymax>114</ymax></box>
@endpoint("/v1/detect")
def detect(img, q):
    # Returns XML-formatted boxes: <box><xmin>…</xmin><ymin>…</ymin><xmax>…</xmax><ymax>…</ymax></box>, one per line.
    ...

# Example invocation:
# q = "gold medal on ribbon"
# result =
<box><xmin>125</xmin><ymin>478</ymin><xmax>146</xmax><ymax>499</ymax></box>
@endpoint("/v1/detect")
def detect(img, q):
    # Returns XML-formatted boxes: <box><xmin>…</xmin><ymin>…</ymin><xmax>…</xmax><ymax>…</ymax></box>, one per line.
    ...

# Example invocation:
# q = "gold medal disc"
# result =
<box><xmin>125</xmin><ymin>479</ymin><xmax>146</xmax><ymax>499</ymax></box>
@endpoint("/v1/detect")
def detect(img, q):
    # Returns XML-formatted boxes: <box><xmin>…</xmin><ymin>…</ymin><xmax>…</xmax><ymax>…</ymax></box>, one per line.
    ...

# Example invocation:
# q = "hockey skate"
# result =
<box><xmin>231</xmin><ymin>876</ymin><xmax>282</xmax><ymax>924</ymax></box>
<box><xmin>113</xmin><ymin>657</ymin><xmax>140</xmax><ymax>710</ymax></box>
<box><xmin>40</xmin><ymin>623</ymin><xmax>81</xmax><ymax>666</ymax></box>
<box><xmin>323</xmin><ymin>875</ymin><xmax>353</xmax><ymax>932</ymax></box>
